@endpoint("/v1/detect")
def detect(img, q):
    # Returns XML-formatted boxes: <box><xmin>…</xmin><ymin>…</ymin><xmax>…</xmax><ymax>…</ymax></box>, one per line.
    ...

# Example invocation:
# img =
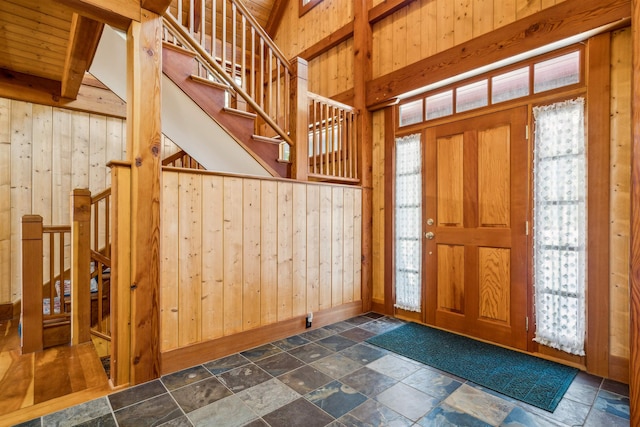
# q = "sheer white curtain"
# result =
<box><xmin>394</xmin><ymin>134</ymin><xmax>422</xmax><ymax>312</ymax></box>
<box><xmin>532</xmin><ymin>98</ymin><xmax>586</xmax><ymax>356</ymax></box>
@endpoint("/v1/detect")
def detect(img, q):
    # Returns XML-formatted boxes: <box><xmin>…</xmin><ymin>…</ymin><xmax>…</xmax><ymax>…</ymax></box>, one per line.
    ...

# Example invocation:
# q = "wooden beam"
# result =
<box><xmin>353</xmin><ymin>0</ymin><xmax>373</xmax><ymax>312</ymax></box>
<box><xmin>298</xmin><ymin>21</ymin><xmax>354</xmax><ymax>62</ymax></box>
<box><xmin>61</xmin><ymin>14</ymin><xmax>104</xmax><ymax>99</ymax></box>
<box><xmin>140</xmin><ymin>0</ymin><xmax>173</xmax><ymax>16</ymax></box>
<box><xmin>265</xmin><ymin>0</ymin><xmax>289</xmax><ymax>37</ymax></box>
<box><xmin>629</xmin><ymin>0</ymin><xmax>640</xmax><ymax>424</ymax></box>
<box><xmin>585</xmin><ymin>32</ymin><xmax>611</xmax><ymax>378</ymax></box>
<box><xmin>366</xmin><ymin>0</ymin><xmax>631</xmax><ymax>107</ymax></box>
<box><xmin>126</xmin><ymin>8</ymin><xmax>162</xmax><ymax>385</ymax></box>
<box><xmin>0</xmin><ymin>68</ymin><xmax>126</xmax><ymax>118</ymax></box>
<box><xmin>54</xmin><ymin>0</ymin><xmax>140</xmax><ymax>30</ymax></box>
<box><xmin>369</xmin><ymin>0</ymin><xmax>418</xmax><ymax>25</ymax></box>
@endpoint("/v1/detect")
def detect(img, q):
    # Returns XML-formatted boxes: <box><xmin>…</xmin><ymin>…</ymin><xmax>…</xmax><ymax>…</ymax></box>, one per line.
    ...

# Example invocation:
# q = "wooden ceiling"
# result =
<box><xmin>0</xmin><ymin>0</ymin><xmax>280</xmax><ymax>102</ymax></box>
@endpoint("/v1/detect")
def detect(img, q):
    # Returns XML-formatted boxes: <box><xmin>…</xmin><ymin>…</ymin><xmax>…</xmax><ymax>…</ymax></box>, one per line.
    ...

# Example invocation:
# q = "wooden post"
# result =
<box><xmin>108</xmin><ymin>161</ymin><xmax>132</xmax><ymax>387</ymax></box>
<box><xmin>290</xmin><ymin>57</ymin><xmax>309</xmax><ymax>181</ymax></box>
<box><xmin>127</xmin><ymin>9</ymin><xmax>162</xmax><ymax>384</ymax></box>
<box><xmin>21</xmin><ymin>215</ymin><xmax>43</xmax><ymax>354</ymax></box>
<box><xmin>71</xmin><ymin>188</ymin><xmax>92</xmax><ymax>345</ymax></box>
<box><xmin>353</xmin><ymin>0</ymin><xmax>373</xmax><ymax>312</ymax></box>
<box><xmin>629</xmin><ymin>0</ymin><xmax>640</xmax><ymax>424</ymax></box>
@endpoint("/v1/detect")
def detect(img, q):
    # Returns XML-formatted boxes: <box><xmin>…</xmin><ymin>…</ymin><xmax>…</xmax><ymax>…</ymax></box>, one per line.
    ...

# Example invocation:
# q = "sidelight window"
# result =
<box><xmin>532</xmin><ymin>98</ymin><xmax>586</xmax><ymax>356</ymax></box>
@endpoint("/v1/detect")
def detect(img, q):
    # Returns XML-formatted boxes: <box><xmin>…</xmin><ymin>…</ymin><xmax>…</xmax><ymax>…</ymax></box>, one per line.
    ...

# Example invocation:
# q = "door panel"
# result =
<box><xmin>424</xmin><ymin>107</ymin><xmax>528</xmax><ymax>350</ymax></box>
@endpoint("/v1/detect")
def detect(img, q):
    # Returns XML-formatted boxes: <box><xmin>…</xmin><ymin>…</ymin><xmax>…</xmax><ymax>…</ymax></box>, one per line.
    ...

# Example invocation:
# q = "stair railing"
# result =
<box><xmin>163</xmin><ymin>2</ymin><xmax>295</xmax><ymax>148</ymax></box>
<box><xmin>90</xmin><ymin>188</ymin><xmax>112</xmax><ymax>341</ymax></box>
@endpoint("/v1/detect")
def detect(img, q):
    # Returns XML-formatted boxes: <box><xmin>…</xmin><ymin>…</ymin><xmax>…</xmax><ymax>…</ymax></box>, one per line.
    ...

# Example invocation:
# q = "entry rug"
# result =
<box><xmin>366</xmin><ymin>322</ymin><xmax>578</xmax><ymax>412</ymax></box>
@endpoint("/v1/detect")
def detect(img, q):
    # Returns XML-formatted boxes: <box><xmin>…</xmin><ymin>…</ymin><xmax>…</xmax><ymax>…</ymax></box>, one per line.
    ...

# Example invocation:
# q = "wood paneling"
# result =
<box><xmin>478</xmin><ymin>125</ymin><xmax>510</xmax><ymax>227</ymax></box>
<box><xmin>609</xmin><ymin>27</ymin><xmax>631</xmax><ymax>376</ymax></box>
<box><xmin>371</xmin><ymin>110</ymin><xmax>385</xmax><ymax>306</ymax></box>
<box><xmin>0</xmin><ymin>98</ymin><xmax>126</xmax><ymax>305</ymax></box>
<box><xmin>159</xmin><ymin>169</ymin><xmax>363</xmax><ymax>354</ymax></box>
<box><xmin>478</xmin><ymin>247</ymin><xmax>510</xmax><ymax>323</ymax></box>
<box><xmin>437</xmin><ymin>244</ymin><xmax>465</xmax><ymax>313</ymax></box>
<box><xmin>437</xmin><ymin>134</ymin><xmax>464</xmax><ymax>227</ymax></box>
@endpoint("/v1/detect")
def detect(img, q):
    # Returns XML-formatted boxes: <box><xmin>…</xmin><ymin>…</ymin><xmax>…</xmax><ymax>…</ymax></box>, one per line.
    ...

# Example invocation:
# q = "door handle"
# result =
<box><xmin>425</xmin><ymin>231</ymin><xmax>435</xmax><ymax>240</ymax></box>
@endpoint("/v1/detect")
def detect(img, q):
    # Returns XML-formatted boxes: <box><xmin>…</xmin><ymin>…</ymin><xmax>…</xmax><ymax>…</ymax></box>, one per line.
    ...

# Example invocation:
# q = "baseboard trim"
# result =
<box><xmin>160</xmin><ymin>301</ymin><xmax>363</xmax><ymax>375</ymax></box>
<box><xmin>0</xmin><ymin>301</ymin><xmax>18</xmax><ymax>321</ymax></box>
<box><xmin>609</xmin><ymin>354</ymin><xmax>630</xmax><ymax>384</ymax></box>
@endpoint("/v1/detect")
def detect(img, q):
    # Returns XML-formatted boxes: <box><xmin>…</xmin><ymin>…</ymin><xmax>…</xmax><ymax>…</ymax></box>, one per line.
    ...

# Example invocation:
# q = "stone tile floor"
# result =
<box><xmin>15</xmin><ymin>313</ymin><xmax>630</xmax><ymax>426</ymax></box>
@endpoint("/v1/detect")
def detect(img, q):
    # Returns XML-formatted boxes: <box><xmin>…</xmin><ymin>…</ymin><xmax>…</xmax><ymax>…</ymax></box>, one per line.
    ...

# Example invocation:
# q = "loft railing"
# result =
<box><xmin>90</xmin><ymin>188</ymin><xmax>112</xmax><ymax>340</ymax></box>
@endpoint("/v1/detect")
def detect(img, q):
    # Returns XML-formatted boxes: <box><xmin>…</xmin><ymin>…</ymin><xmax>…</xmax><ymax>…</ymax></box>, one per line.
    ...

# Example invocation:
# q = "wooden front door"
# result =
<box><xmin>423</xmin><ymin>107</ymin><xmax>529</xmax><ymax>350</ymax></box>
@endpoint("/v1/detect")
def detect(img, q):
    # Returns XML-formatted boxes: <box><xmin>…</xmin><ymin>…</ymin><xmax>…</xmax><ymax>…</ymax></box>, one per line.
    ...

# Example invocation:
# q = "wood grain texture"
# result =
<box><xmin>478</xmin><ymin>125</ymin><xmax>510</xmax><ymax>227</ymax></box>
<box><xmin>437</xmin><ymin>134</ymin><xmax>464</xmax><ymax>227</ymax></box>
<box><xmin>437</xmin><ymin>244</ymin><xmax>465</xmax><ymax>313</ymax></box>
<box><xmin>478</xmin><ymin>247</ymin><xmax>510</xmax><ymax>323</ymax></box>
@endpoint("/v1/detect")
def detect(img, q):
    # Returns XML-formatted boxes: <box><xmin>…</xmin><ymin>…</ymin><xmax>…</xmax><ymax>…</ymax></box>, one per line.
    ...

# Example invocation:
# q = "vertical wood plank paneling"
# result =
<box><xmin>201</xmin><ymin>175</ymin><xmax>224</xmax><ymax>340</ymax></box>
<box><xmin>71</xmin><ymin>112</ymin><xmax>90</xmax><ymax>190</ymax></box>
<box><xmin>343</xmin><ymin>188</ymin><xmax>355</xmax><ymax>303</ymax></box>
<box><xmin>32</xmin><ymin>105</ymin><xmax>53</xmax><ymax>224</ymax></box>
<box><xmin>52</xmin><ymin>109</ymin><xmax>72</xmax><ymax>226</ymax></box>
<box><xmin>243</xmin><ymin>179</ymin><xmax>261</xmax><ymax>330</ymax></box>
<box><xmin>10</xmin><ymin>101</ymin><xmax>32</xmax><ymax>301</ymax></box>
<box><xmin>89</xmin><ymin>115</ymin><xmax>107</xmax><ymax>193</ymax></box>
<box><xmin>106</xmin><ymin>117</ymin><xmax>124</xmax><ymax>186</ymax></box>
<box><xmin>473</xmin><ymin>0</ymin><xmax>494</xmax><ymax>37</ymax></box>
<box><xmin>610</xmin><ymin>27</ymin><xmax>631</xmax><ymax>362</ymax></box>
<box><xmin>422</xmin><ymin>0</ymin><xmax>438</xmax><ymax>60</ymax></box>
<box><xmin>161</xmin><ymin>171</ymin><xmax>179</xmax><ymax>351</ymax></box>
<box><xmin>261</xmin><ymin>180</ymin><xmax>278</xmax><ymax>325</ymax></box>
<box><xmin>494</xmin><ymin>0</ymin><xmax>517</xmax><ymax>28</ymax></box>
<box><xmin>223</xmin><ymin>177</ymin><xmax>243</xmax><ymax>334</ymax></box>
<box><xmin>392</xmin><ymin>8</ymin><xmax>407</xmax><ymax>71</ymax></box>
<box><xmin>292</xmin><ymin>183</ymin><xmax>307</xmax><ymax>317</ymax></box>
<box><xmin>371</xmin><ymin>110</ymin><xmax>385</xmax><ymax>304</ymax></box>
<box><xmin>306</xmin><ymin>185</ymin><xmax>320</xmax><ymax>313</ymax></box>
<box><xmin>277</xmin><ymin>181</ymin><xmax>293</xmax><ymax>320</ymax></box>
<box><xmin>406</xmin><ymin>0</ymin><xmax>422</xmax><ymax>66</ymax></box>
<box><xmin>353</xmin><ymin>189</ymin><xmax>362</xmax><ymax>302</ymax></box>
<box><xmin>454</xmin><ymin>0</ymin><xmax>473</xmax><ymax>45</ymax></box>
<box><xmin>319</xmin><ymin>185</ymin><xmax>332</xmax><ymax>310</ymax></box>
<box><xmin>331</xmin><ymin>187</ymin><xmax>344</xmax><ymax>306</ymax></box>
<box><xmin>0</xmin><ymin>99</ymin><xmax>10</xmax><ymax>303</ymax></box>
<box><xmin>376</xmin><ymin>17</ymin><xmax>393</xmax><ymax>77</ymax></box>
<box><xmin>436</xmin><ymin>0</ymin><xmax>454</xmax><ymax>53</ymax></box>
<box><xmin>178</xmin><ymin>173</ymin><xmax>202</xmax><ymax>347</ymax></box>
<box><xmin>516</xmin><ymin>0</ymin><xmax>541</xmax><ymax>19</ymax></box>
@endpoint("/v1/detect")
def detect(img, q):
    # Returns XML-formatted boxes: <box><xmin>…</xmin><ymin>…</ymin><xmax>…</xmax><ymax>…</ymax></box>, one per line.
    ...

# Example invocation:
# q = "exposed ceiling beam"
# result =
<box><xmin>61</xmin><ymin>14</ymin><xmax>104</xmax><ymax>99</ymax></box>
<box><xmin>0</xmin><ymin>68</ymin><xmax>126</xmax><ymax>117</ymax></box>
<box><xmin>265</xmin><ymin>0</ymin><xmax>289</xmax><ymax>37</ymax></box>
<box><xmin>54</xmin><ymin>0</ymin><xmax>140</xmax><ymax>30</ymax></box>
<box><xmin>141</xmin><ymin>0</ymin><xmax>174</xmax><ymax>16</ymax></box>
<box><xmin>369</xmin><ymin>0</ymin><xmax>418</xmax><ymax>25</ymax></box>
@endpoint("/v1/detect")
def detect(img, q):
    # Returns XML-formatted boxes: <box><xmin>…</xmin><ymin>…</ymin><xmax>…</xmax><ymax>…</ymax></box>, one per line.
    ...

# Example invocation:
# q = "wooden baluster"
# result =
<box><xmin>222</xmin><ymin>0</ymin><xmax>226</xmax><ymax>71</ymax></box>
<box><xmin>212</xmin><ymin>0</ymin><xmax>217</xmax><ymax>61</ymax></box>
<box><xmin>49</xmin><ymin>232</ymin><xmax>55</xmax><ymax>314</ymax></box>
<box><xmin>21</xmin><ymin>215</ymin><xmax>44</xmax><ymax>354</ymax></box>
<box><xmin>232</xmin><ymin>2</ymin><xmax>237</xmax><ymax>87</ymax></box>
<box><xmin>71</xmin><ymin>189</ymin><xmax>92</xmax><ymax>345</ymax></box>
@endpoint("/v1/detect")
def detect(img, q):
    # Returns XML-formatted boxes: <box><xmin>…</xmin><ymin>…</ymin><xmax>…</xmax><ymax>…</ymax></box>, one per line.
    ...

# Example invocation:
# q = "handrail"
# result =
<box><xmin>162</xmin><ymin>149</ymin><xmax>205</xmax><ymax>169</ymax></box>
<box><xmin>163</xmin><ymin>12</ymin><xmax>294</xmax><ymax>147</ymax></box>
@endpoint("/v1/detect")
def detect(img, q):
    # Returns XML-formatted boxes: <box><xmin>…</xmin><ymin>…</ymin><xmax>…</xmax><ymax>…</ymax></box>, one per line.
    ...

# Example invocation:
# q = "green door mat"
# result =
<box><xmin>366</xmin><ymin>322</ymin><xmax>578</xmax><ymax>412</ymax></box>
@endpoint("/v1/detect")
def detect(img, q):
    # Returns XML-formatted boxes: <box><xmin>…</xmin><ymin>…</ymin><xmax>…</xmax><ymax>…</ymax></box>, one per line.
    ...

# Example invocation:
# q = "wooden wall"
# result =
<box><xmin>0</xmin><ymin>97</ymin><xmax>126</xmax><ymax>304</ymax></box>
<box><xmin>609</xmin><ymin>27</ymin><xmax>632</xmax><ymax>377</ymax></box>
<box><xmin>160</xmin><ymin>169</ymin><xmax>362</xmax><ymax>352</ymax></box>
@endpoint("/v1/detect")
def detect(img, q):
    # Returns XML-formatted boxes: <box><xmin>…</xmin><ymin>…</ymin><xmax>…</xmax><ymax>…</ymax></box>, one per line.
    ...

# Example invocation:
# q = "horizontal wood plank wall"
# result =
<box><xmin>160</xmin><ymin>169</ymin><xmax>363</xmax><ymax>353</ymax></box>
<box><xmin>0</xmin><ymin>97</ymin><xmax>126</xmax><ymax>305</ymax></box>
<box><xmin>609</xmin><ymin>27</ymin><xmax>632</xmax><ymax>382</ymax></box>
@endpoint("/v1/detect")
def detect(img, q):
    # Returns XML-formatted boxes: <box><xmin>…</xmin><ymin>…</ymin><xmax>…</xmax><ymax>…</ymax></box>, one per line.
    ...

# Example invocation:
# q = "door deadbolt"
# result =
<box><xmin>426</xmin><ymin>218</ymin><xmax>434</xmax><ymax>226</ymax></box>
<box><xmin>425</xmin><ymin>231</ymin><xmax>435</xmax><ymax>240</ymax></box>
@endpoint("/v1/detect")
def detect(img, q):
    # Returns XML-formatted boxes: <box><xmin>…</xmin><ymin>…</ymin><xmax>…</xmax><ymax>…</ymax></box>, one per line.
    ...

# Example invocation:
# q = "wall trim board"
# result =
<box><xmin>160</xmin><ymin>301</ymin><xmax>363</xmax><ymax>375</ymax></box>
<box><xmin>365</xmin><ymin>0</ymin><xmax>631</xmax><ymax>107</ymax></box>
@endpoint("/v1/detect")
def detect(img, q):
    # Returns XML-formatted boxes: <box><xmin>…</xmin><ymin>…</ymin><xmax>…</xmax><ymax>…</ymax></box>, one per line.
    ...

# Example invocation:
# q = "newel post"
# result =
<box><xmin>71</xmin><ymin>188</ymin><xmax>92</xmax><ymax>345</ymax></box>
<box><xmin>21</xmin><ymin>215</ymin><xmax>43</xmax><ymax>354</ymax></box>
<box><xmin>290</xmin><ymin>57</ymin><xmax>309</xmax><ymax>181</ymax></box>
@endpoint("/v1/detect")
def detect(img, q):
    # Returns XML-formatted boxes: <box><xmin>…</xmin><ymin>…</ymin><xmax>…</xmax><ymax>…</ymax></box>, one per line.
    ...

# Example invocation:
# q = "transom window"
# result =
<box><xmin>398</xmin><ymin>48</ymin><xmax>583</xmax><ymax>127</ymax></box>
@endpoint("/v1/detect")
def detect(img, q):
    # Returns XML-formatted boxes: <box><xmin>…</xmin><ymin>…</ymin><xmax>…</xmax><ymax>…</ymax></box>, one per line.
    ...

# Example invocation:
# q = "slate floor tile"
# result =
<box><xmin>584</xmin><ymin>407</ymin><xmax>630</xmax><ymax>427</ymax></box>
<box><xmin>318</xmin><ymin>335</ymin><xmax>358</xmax><ymax>352</ymax></box>
<box><xmin>594</xmin><ymin>390</ymin><xmax>630</xmax><ymax>419</ymax></box>
<box><xmin>108</xmin><ymin>379</ymin><xmax>167</xmax><ymax>410</ymax></box>
<box><xmin>299</xmin><ymin>327</ymin><xmax>335</xmax><ymax>342</ymax></box>
<box><xmin>417</xmin><ymin>403</ymin><xmax>492</xmax><ymax>427</ymax></box>
<box><xmin>278</xmin><ymin>365</ymin><xmax>334</xmax><ymax>395</ymax></box>
<box><xmin>272</xmin><ymin>335</ymin><xmax>310</xmax><ymax>351</ymax></box>
<box><xmin>443</xmin><ymin>384</ymin><xmax>514</xmax><ymax>426</ymax></box>
<box><xmin>340</xmin><ymin>343</ymin><xmax>389</xmax><ymax>364</ymax></box>
<box><xmin>74</xmin><ymin>413</ymin><xmax>117</xmax><ymax>427</ymax></box>
<box><xmin>340</xmin><ymin>366</ymin><xmax>397</xmax><ymax>397</ymax></box>
<box><xmin>288</xmin><ymin>342</ymin><xmax>334</xmax><ymax>363</ymax></box>
<box><xmin>367</xmin><ymin>354</ymin><xmax>420</xmax><ymax>380</ymax></box>
<box><xmin>602</xmin><ymin>379</ymin><xmax>630</xmax><ymax>397</ymax></box>
<box><xmin>159</xmin><ymin>415</ymin><xmax>194</xmax><ymax>427</ymax></box>
<box><xmin>343</xmin><ymin>315</ymin><xmax>375</xmax><ymax>326</ymax></box>
<box><xmin>500</xmin><ymin>406</ymin><xmax>566</xmax><ymax>427</ymax></box>
<box><xmin>339</xmin><ymin>327</ymin><xmax>376</xmax><ymax>342</ymax></box>
<box><xmin>306</xmin><ymin>380</ymin><xmax>367</xmax><ymax>418</ymax></box>
<box><xmin>311</xmin><ymin>353</ymin><xmax>362</xmax><ymax>379</ymax></box>
<box><xmin>339</xmin><ymin>398</ymin><xmax>412</xmax><ymax>427</ymax></box>
<box><xmin>218</xmin><ymin>364</ymin><xmax>272</xmax><ymax>392</ymax></box>
<box><xmin>187</xmin><ymin>394</ymin><xmax>257</xmax><ymax>427</ymax></box>
<box><xmin>254</xmin><ymin>351</ymin><xmax>306</xmax><ymax>376</ymax></box>
<box><xmin>42</xmin><ymin>398</ymin><xmax>113</xmax><ymax>427</ymax></box>
<box><xmin>402</xmin><ymin>367</ymin><xmax>462</xmax><ymax>400</ymax></box>
<box><xmin>237</xmin><ymin>378</ymin><xmax>300</xmax><ymax>416</ymax></box>
<box><xmin>241</xmin><ymin>343</ymin><xmax>282</xmax><ymax>362</ymax></box>
<box><xmin>170</xmin><ymin>376</ymin><xmax>233</xmax><ymax>412</ymax></box>
<box><xmin>114</xmin><ymin>393</ymin><xmax>183</xmax><ymax>427</ymax></box>
<box><xmin>162</xmin><ymin>365</ymin><xmax>212</xmax><ymax>391</ymax></box>
<box><xmin>262</xmin><ymin>398</ymin><xmax>335</xmax><ymax>427</ymax></box>
<box><xmin>203</xmin><ymin>353</ymin><xmax>250</xmax><ymax>374</ymax></box>
<box><xmin>323</xmin><ymin>321</ymin><xmax>354</xmax><ymax>334</ymax></box>
<box><xmin>375</xmin><ymin>382</ymin><xmax>440</xmax><ymax>421</ymax></box>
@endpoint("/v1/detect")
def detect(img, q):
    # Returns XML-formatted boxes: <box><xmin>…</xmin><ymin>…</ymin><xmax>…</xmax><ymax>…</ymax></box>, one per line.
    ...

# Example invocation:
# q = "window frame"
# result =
<box><xmin>299</xmin><ymin>0</ymin><xmax>323</xmax><ymax>17</ymax></box>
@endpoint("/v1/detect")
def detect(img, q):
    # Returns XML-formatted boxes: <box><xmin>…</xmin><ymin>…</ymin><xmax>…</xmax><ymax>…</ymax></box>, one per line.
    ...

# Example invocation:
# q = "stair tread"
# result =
<box><xmin>223</xmin><ymin>107</ymin><xmax>257</xmax><ymax>120</ymax></box>
<box><xmin>190</xmin><ymin>74</ymin><xmax>228</xmax><ymax>91</ymax></box>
